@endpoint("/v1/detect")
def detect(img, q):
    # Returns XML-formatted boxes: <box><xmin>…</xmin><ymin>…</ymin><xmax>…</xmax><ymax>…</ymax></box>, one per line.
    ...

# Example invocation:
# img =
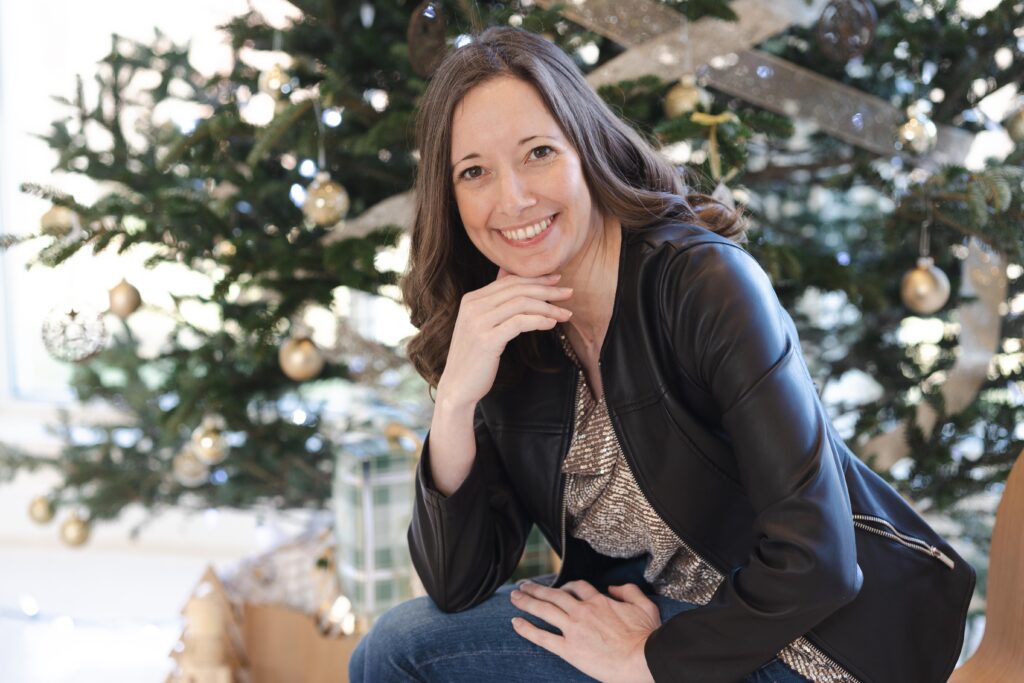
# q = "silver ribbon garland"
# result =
<box><xmin>537</xmin><ymin>0</ymin><xmax>974</xmax><ymax>168</ymax></box>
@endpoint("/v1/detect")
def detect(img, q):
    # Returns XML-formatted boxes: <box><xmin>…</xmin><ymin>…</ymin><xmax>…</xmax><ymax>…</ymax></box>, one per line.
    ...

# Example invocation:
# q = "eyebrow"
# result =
<box><xmin>451</xmin><ymin>134</ymin><xmax>557</xmax><ymax>170</ymax></box>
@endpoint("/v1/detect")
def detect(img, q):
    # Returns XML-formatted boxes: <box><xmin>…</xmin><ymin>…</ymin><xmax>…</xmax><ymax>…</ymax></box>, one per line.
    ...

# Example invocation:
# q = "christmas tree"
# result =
<box><xmin>1</xmin><ymin>0</ymin><xmax>1022</xmax><ymax>584</ymax></box>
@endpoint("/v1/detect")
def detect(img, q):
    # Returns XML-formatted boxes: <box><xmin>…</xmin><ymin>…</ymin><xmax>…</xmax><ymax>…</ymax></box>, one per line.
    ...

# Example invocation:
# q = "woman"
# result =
<box><xmin>349</xmin><ymin>26</ymin><xmax>974</xmax><ymax>683</ymax></box>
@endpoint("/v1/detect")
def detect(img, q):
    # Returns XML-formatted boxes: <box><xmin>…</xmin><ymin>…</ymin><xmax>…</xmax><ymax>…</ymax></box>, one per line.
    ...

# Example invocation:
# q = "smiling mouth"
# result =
<box><xmin>497</xmin><ymin>213</ymin><xmax>558</xmax><ymax>243</ymax></box>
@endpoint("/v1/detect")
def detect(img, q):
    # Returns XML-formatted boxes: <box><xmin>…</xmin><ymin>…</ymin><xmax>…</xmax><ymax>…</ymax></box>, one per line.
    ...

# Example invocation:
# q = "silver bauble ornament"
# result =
<box><xmin>41</xmin><ymin>303</ymin><xmax>108</xmax><ymax>362</ymax></box>
<box><xmin>108</xmin><ymin>278</ymin><xmax>142</xmax><ymax>319</ymax></box>
<box><xmin>303</xmin><ymin>172</ymin><xmax>350</xmax><ymax>227</ymax></box>
<box><xmin>900</xmin><ymin>256</ymin><xmax>951</xmax><ymax>314</ymax></box>
<box><xmin>279</xmin><ymin>336</ymin><xmax>325</xmax><ymax>381</ymax></box>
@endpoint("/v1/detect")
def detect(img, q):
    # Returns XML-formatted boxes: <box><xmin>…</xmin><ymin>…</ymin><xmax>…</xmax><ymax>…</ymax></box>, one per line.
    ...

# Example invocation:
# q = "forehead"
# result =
<box><xmin>450</xmin><ymin>77</ymin><xmax>559</xmax><ymax>162</ymax></box>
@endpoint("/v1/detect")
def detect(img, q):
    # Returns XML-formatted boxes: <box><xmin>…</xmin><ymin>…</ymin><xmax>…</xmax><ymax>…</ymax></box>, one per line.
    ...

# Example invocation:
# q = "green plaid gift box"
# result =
<box><xmin>333</xmin><ymin>431</ymin><xmax>419</xmax><ymax>623</ymax></box>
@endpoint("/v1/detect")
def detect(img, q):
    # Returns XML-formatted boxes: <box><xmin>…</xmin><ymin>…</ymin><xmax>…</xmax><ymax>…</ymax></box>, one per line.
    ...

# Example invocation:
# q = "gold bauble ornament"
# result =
<box><xmin>303</xmin><ymin>172</ymin><xmax>350</xmax><ymax>227</ymax></box>
<box><xmin>28</xmin><ymin>496</ymin><xmax>55</xmax><ymax>524</ymax></box>
<box><xmin>173</xmin><ymin>445</ymin><xmax>210</xmax><ymax>487</ymax></box>
<box><xmin>40</xmin><ymin>205</ymin><xmax>77</xmax><ymax>237</ymax></box>
<box><xmin>1005</xmin><ymin>107</ymin><xmax>1024</xmax><ymax>144</ymax></box>
<box><xmin>191</xmin><ymin>418</ymin><xmax>229</xmax><ymax>466</ymax></box>
<box><xmin>258</xmin><ymin>64</ymin><xmax>290</xmax><ymax>100</ymax></box>
<box><xmin>279</xmin><ymin>336</ymin><xmax>325</xmax><ymax>381</ymax></box>
<box><xmin>60</xmin><ymin>513</ymin><xmax>90</xmax><ymax>547</ymax></box>
<box><xmin>897</xmin><ymin>114</ymin><xmax>937</xmax><ymax>154</ymax></box>
<box><xmin>664</xmin><ymin>75</ymin><xmax>705</xmax><ymax>118</ymax></box>
<box><xmin>108</xmin><ymin>278</ymin><xmax>142</xmax><ymax>319</ymax></box>
<box><xmin>900</xmin><ymin>256</ymin><xmax>951</xmax><ymax>314</ymax></box>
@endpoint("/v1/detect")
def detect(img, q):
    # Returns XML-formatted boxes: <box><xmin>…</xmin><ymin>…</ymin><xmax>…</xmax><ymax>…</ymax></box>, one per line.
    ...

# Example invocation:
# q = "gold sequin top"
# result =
<box><xmin>554</xmin><ymin>326</ymin><xmax>859</xmax><ymax>683</ymax></box>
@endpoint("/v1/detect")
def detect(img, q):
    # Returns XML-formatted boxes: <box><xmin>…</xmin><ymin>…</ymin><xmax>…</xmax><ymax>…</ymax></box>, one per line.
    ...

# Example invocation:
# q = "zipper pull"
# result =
<box><xmin>929</xmin><ymin>546</ymin><xmax>955</xmax><ymax>570</ymax></box>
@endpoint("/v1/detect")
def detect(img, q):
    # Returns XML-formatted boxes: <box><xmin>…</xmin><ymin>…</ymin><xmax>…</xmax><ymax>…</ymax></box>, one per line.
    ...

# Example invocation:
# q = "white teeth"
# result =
<box><xmin>501</xmin><ymin>215</ymin><xmax>554</xmax><ymax>241</ymax></box>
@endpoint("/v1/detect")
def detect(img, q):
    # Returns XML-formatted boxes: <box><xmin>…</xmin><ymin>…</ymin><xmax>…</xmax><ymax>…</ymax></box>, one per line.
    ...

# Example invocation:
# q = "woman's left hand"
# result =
<box><xmin>510</xmin><ymin>579</ymin><xmax>660</xmax><ymax>683</ymax></box>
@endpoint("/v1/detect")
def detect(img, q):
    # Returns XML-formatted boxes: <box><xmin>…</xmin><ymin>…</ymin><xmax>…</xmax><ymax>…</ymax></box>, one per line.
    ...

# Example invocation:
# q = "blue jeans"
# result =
<box><xmin>349</xmin><ymin>559</ymin><xmax>811</xmax><ymax>682</ymax></box>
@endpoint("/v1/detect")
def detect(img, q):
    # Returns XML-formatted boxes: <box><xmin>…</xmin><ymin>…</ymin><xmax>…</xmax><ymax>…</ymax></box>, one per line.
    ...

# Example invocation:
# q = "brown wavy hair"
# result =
<box><xmin>400</xmin><ymin>26</ymin><xmax>747</xmax><ymax>397</ymax></box>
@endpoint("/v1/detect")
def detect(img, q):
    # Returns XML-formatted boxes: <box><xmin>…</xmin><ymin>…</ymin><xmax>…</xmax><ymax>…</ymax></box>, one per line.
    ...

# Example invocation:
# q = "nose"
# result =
<box><xmin>496</xmin><ymin>167</ymin><xmax>537</xmax><ymax>217</ymax></box>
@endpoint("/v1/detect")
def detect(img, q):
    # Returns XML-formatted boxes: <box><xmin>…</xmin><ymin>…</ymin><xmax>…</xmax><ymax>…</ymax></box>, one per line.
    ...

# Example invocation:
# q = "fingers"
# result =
<box><xmin>515</xmin><ymin>580</ymin><xmax>582</xmax><ymax>614</ymax></box>
<box><xmin>607</xmin><ymin>583</ymin><xmax>648</xmax><ymax>603</ymax></box>
<box><xmin>511</xmin><ymin>617</ymin><xmax>564</xmax><ymax>657</ymax></box>
<box><xmin>560</xmin><ymin>580</ymin><xmax>601</xmax><ymax>602</ymax></box>
<box><xmin>511</xmin><ymin>586</ymin><xmax>569</xmax><ymax>630</ymax></box>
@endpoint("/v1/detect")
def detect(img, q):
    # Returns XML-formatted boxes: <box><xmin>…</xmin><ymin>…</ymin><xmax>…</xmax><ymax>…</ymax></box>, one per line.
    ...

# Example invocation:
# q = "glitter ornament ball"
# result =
<box><xmin>60</xmin><ymin>513</ymin><xmax>91</xmax><ymax>547</ymax></box>
<box><xmin>279</xmin><ymin>336</ymin><xmax>325</xmax><ymax>382</ymax></box>
<box><xmin>664</xmin><ymin>75</ymin><xmax>705</xmax><ymax>118</ymax></box>
<box><xmin>41</xmin><ymin>303</ymin><xmax>108</xmax><ymax>362</ymax></box>
<box><xmin>897</xmin><ymin>113</ymin><xmax>938</xmax><ymax>154</ymax></box>
<box><xmin>407</xmin><ymin>0</ymin><xmax>446</xmax><ymax>78</ymax></box>
<box><xmin>191</xmin><ymin>416</ymin><xmax>229</xmax><ymax>466</ymax></box>
<box><xmin>900</xmin><ymin>257</ymin><xmax>951</xmax><ymax>314</ymax></box>
<box><xmin>173</xmin><ymin>445</ymin><xmax>210</xmax><ymax>487</ymax></box>
<box><xmin>108</xmin><ymin>278</ymin><xmax>142</xmax><ymax>319</ymax></box>
<box><xmin>28</xmin><ymin>496</ymin><xmax>55</xmax><ymax>524</ymax></box>
<box><xmin>39</xmin><ymin>205</ymin><xmax>76</xmax><ymax>237</ymax></box>
<box><xmin>815</xmin><ymin>0</ymin><xmax>877</xmax><ymax>62</ymax></box>
<box><xmin>258</xmin><ymin>64</ymin><xmax>290</xmax><ymax>100</ymax></box>
<box><xmin>303</xmin><ymin>172</ymin><xmax>350</xmax><ymax>227</ymax></box>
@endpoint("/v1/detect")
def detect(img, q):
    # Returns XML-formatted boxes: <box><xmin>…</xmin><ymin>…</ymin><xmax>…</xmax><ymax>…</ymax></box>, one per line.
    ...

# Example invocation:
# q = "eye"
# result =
<box><xmin>529</xmin><ymin>145</ymin><xmax>555</xmax><ymax>160</ymax></box>
<box><xmin>458</xmin><ymin>165</ymin><xmax>484</xmax><ymax>181</ymax></box>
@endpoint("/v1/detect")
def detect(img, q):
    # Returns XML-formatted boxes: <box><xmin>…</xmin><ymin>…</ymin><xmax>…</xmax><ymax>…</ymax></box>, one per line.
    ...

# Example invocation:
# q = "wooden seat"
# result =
<box><xmin>948</xmin><ymin>447</ymin><xmax>1024</xmax><ymax>682</ymax></box>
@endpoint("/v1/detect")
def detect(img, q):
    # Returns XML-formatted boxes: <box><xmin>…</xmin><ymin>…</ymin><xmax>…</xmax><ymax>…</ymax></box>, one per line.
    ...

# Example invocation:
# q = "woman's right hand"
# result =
<box><xmin>436</xmin><ymin>267</ymin><xmax>574</xmax><ymax>409</ymax></box>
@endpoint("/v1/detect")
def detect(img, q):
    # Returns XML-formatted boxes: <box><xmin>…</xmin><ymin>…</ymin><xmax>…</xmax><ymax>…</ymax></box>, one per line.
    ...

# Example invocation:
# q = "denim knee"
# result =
<box><xmin>348</xmin><ymin>596</ymin><xmax>439</xmax><ymax>683</ymax></box>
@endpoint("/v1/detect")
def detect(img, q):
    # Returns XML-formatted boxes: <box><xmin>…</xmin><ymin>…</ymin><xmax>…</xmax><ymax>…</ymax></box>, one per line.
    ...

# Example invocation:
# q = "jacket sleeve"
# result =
<box><xmin>644</xmin><ymin>241</ymin><xmax>863</xmax><ymax>682</ymax></box>
<box><xmin>407</xmin><ymin>402</ymin><xmax>533</xmax><ymax>612</ymax></box>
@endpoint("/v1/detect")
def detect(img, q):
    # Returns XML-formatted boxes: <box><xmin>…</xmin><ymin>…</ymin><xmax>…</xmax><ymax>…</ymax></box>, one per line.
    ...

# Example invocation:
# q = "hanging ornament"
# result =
<box><xmin>173</xmin><ymin>445</ymin><xmax>210</xmax><ymax>488</ymax></box>
<box><xmin>108</xmin><ymin>278</ymin><xmax>142</xmax><ymax>319</ymax></box>
<box><xmin>39</xmin><ymin>205</ymin><xmax>77</xmax><ymax>238</ymax></box>
<box><xmin>41</xmin><ymin>303</ymin><xmax>108</xmax><ymax>362</ymax></box>
<box><xmin>258</xmin><ymin>64</ymin><xmax>291</xmax><ymax>100</ymax></box>
<box><xmin>815</xmin><ymin>0</ymin><xmax>877</xmax><ymax>62</ymax></box>
<box><xmin>191</xmin><ymin>414</ymin><xmax>229</xmax><ymax>466</ymax></box>
<box><xmin>407</xmin><ymin>0</ymin><xmax>447</xmax><ymax>79</ymax></box>
<box><xmin>360</xmin><ymin>2</ymin><xmax>376</xmax><ymax>28</ymax></box>
<box><xmin>900</xmin><ymin>214</ymin><xmax>950</xmax><ymax>315</ymax></box>
<box><xmin>901</xmin><ymin>257</ymin><xmax>951</xmax><ymax>314</ymax></box>
<box><xmin>60</xmin><ymin>513</ymin><xmax>91</xmax><ymax>547</ymax></box>
<box><xmin>897</xmin><ymin>102</ymin><xmax>938</xmax><ymax>155</ymax></box>
<box><xmin>279</xmin><ymin>336</ymin><xmax>325</xmax><ymax>382</ymax></box>
<box><xmin>28</xmin><ymin>495</ymin><xmax>55</xmax><ymax>524</ymax></box>
<box><xmin>663</xmin><ymin>75</ymin><xmax>707</xmax><ymax>118</ymax></box>
<box><xmin>1004</xmin><ymin>106</ymin><xmax>1024</xmax><ymax>144</ymax></box>
<box><xmin>303</xmin><ymin>172</ymin><xmax>350</xmax><ymax>227</ymax></box>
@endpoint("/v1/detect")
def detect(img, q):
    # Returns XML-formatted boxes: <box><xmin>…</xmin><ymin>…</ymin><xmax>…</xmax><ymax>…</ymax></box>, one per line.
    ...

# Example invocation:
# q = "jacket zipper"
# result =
<box><xmin>852</xmin><ymin>513</ymin><xmax>955</xmax><ymax>570</ymax></box>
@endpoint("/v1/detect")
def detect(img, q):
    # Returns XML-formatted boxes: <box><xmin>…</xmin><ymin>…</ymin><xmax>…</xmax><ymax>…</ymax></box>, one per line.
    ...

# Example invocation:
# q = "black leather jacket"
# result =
<box><xmin>409</xmin><ymin>221</ymin><xmax>975</xmax><ymax>683</ymax></box>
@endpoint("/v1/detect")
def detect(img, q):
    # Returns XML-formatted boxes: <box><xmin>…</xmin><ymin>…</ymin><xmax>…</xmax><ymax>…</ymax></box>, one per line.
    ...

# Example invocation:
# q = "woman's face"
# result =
<box><xmin>449</xmin><ymin>76</ymin><xmax>603</xmax><ymax>278</ymax></box>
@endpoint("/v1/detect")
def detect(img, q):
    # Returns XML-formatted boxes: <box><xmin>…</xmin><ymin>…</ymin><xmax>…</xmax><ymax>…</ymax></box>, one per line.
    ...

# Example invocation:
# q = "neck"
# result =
<box><xmin>558</xmin><ymin>215</ymin><xmax>621</xmax><ymax>352</ymax></box>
